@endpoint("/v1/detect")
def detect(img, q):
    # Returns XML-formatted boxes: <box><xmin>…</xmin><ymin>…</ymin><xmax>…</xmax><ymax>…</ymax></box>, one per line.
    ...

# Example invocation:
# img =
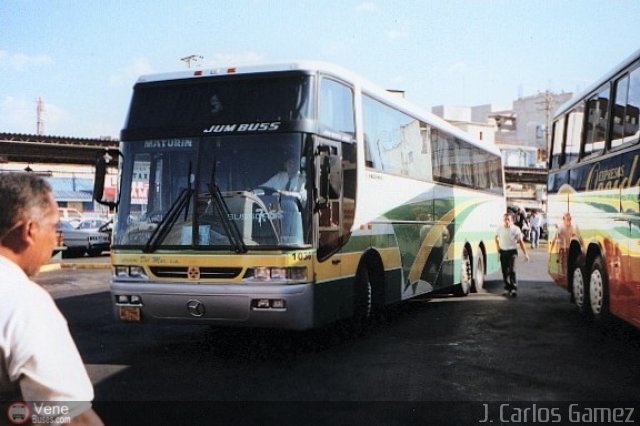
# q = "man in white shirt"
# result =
<box><xmin>0</xmin><ymin>173</ymin><xmax>103</xmax><ymax>425</ymax></box>
<box><xmin>260</xmin><ymin>157</ymin><xmax>307</xmax><ymax>203</ymax></box>
<box><xmin>495</xmin><ymin>212</ymin><xmax>529</xmax><ymax>297</ymax></box>
<box><xmin>259</xmin><ymin>157</ymin><xmax>307</xmax><ymax>244</ymax></box>
<box><xmin>529</xmin><ymin>210</ymin><xmax>543</xmax><ymax>249</ymax></box>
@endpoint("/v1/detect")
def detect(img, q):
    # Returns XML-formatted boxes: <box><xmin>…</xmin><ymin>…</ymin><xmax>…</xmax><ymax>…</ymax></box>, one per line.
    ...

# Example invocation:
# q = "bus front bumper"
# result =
<box><xmin>111</xmin><ymin>281</ymin><xmax>315</xmax><ymax>330</ymax></box>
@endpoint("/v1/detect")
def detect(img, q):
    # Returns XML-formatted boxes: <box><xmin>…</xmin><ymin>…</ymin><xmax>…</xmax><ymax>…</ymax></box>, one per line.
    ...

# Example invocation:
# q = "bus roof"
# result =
<box><xmin>136</xmin><ymin>61</ymin><xmax>501</xmax><ymax>157</ymax></box>
<box><xmin>554</xmin><ymin>47</ymin><xmax>640</xmax><ymax>118</ymax></box>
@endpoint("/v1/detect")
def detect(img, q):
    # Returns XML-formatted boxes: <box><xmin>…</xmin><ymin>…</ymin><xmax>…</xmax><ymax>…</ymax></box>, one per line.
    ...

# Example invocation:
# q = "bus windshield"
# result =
<box><xmin>114</xmin><ymin>133</ymin><xmax>312</xmax><ymax>250</ymax></box>
<box><xmin>123</xmin><ymin>73</ymin><xmax>314</xmax><ymax>139</ymax></box>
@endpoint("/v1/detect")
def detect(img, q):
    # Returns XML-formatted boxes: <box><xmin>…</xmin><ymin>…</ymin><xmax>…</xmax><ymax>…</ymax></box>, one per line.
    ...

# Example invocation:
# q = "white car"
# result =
<box><xmin>57</xmin><ymin>221</ymin><xmax>110</xmax><ymax>257</ymax></box>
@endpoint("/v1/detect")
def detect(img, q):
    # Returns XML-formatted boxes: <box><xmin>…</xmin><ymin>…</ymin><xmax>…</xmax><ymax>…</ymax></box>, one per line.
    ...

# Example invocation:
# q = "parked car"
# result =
<box><xmin>76</xmin><ymin>218</ymin><xmax>113</xmax><ymax>244</ymax></box>
<box><xmin>57</xmin><ymin>220</ymin><xmax>110</xmax><ymax>257</ymax></box>
<box><xmin>58</xmin><ymin>207</ymin><xmax>83</xmax><ymax>226</ymax></box>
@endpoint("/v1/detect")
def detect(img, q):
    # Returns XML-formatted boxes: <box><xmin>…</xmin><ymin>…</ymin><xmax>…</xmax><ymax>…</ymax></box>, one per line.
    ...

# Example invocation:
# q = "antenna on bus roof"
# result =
<box><xmin>180</xmin><ymin>55</ymin><xmax>203</xmax><ymax>69</ymax></box>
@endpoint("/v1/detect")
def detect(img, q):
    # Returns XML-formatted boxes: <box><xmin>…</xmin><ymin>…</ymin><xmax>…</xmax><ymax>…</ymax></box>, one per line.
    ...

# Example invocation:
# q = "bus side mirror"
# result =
<box><xmin>93</xmin><ymin>150</ymin><xmax>120</xmax><ymax>209</ymax></box>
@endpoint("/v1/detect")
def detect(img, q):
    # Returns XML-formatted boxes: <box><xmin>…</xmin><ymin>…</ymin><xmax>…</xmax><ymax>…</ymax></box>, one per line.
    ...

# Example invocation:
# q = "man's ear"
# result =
<box><xmin>0</xmin><ymin>221</ymin><xmax>30</xmax><ymax>252</ymax></box>
<box><xmin>23</xmin><ymin>220</ymin><xmax>38</xmax><ymax>246</ymax></box>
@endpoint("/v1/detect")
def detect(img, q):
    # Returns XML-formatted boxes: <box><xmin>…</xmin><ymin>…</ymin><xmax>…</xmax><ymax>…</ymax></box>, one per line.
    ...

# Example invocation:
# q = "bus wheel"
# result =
<box><xmin>472</xmin><ymin>252</ymin><xmax>485</xmax><ymax>293</ymax></box>
<box><xmin>571</xmin><ymin>262</ymin><xmax>589</xmax><ymax>315</ymax></box>
<box><xmin>354</xmin><ymin>265</ymin><xmax>373</xmax><ymax>322</ymax></box>
<box><xmin>455</xmin><ymin>247</ymin><xmax>472</xmax><ymax>297</ymax></box>
<box><xmin>589</xmin><ymin>256</ymin><xmax>610</xmax><ymax>321</ymax></box>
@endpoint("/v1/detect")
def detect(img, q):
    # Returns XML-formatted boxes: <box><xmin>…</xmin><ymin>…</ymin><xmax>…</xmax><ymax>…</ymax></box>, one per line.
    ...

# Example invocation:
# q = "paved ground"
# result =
<box><xmin>29</xmin><ymin>243</ymin><xmax>640</xmax><ymax>425</ymax></box>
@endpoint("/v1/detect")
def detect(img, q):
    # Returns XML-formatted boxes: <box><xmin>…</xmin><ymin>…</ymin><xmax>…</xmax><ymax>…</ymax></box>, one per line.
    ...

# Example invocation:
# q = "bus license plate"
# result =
<box><xmin>119</xmin><ymin>306</ymin><xmax>141</xmax><ymax>321</ymax></box>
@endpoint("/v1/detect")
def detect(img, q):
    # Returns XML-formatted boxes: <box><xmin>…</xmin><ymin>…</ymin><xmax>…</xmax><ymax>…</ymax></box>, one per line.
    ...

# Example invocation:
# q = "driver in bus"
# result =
<box><xmin>260</xmin><ymin>157</ymin><xmax>307</xmax><ymax>203</ymax></box>
<box><xmin>257</xmin><ymin>156</ymin><xmax>307</xmax><ymax>244</ymax></box>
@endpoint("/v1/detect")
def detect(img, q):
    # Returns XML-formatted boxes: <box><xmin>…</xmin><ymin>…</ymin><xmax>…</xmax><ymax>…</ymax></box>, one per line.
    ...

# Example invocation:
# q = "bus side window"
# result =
<box><xmin>612</xmin><ymin>67</ymin><xmax>640</xmax><ymax>149</ymax></box>
<box><xmin>319</xmin><ymin>78</ymin><xmax>355</xmax><ymax>136</ymax></box>
<box><xmin>564</xmin><ymin>105</ymin><xmax>584</xmax><ymax>165</ymax></box>
<box><xmin>550</xmin><ymin>117</ymin><xmax>565</xmax><ymax>169</ymax></box>
<box><xmin>583</xmin><ymin>86</ymin><xmax>609</xmax><ymax>157</ymax></box>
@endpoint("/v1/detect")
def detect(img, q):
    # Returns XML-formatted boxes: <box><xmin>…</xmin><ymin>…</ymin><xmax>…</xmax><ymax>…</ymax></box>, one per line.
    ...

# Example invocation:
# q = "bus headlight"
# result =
<box><xmin>114</xmin><ymin>265</ymin><xmax>149</xmax><ymax>280</ymax></box>
<box><xmin>243</xmin><ymin>266</ymin><xmax>307</xmax><ymax>283</ymax></box>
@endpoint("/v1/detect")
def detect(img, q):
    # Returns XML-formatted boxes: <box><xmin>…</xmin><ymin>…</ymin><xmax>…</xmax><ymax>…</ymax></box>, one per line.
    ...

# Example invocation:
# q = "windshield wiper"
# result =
<box><xmin>144</xmin><ymin>162</ymin><xmax>194</xmax><ymax>253</ymax></box>
<box><xmin>143</xmin><ymin>187</ymin><xmax>193</xmax><ymax>253</ymax></box>
<box><xmin>208</xmin><ymin>182</ymin><xmax>247</xmax><ymax>254</ymax></box>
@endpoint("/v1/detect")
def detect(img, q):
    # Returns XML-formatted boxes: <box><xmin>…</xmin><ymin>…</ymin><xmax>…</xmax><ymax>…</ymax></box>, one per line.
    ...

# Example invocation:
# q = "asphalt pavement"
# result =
<box><xmin>30</xmin><ymin>242</ymin><xmax>640</xmax><ymax>425</ymax></box>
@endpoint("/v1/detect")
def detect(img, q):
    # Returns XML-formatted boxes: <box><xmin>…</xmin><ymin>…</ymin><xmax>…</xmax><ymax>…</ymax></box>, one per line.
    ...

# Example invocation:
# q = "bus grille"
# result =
<box><xmin>149</xmin><ymin>267</ymin><xmax>243</xmax><ymax>279</ymax></box>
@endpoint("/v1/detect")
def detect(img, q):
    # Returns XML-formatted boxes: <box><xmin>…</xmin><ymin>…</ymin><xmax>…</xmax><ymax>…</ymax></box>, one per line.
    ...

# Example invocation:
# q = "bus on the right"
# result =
<box><xmin>548</xmin><ymin>48</ymin><xmax>640</xmax><ymax>329</ymax></box>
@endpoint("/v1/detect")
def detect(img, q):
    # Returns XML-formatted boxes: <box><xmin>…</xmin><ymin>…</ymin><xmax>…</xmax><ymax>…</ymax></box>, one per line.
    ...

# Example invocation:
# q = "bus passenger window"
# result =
<box><xmin>564</xmin><ymin>105</ymin><xmax>583</xmax><ymax>165</ymax></box>
<box><xmin>612</xmin><ymin>75</ymin><xmax>629</xmax><ymax>148</ymax></box>
<box><xmin>319</xmin><ymin>78</ymin><xmax>355</xmax><ymax>136</ymax></box>
<box><xmin>550</xmin><ymin>118</ymin><xmax>565</xmax><ymax>169</ymax></box>
<box><xmin>612</xmin><ymin>67</ymin><xmax>640</xmax><ymax>148</ymax></box>
<box><xmin>583</xmin><ymin>87</ymin><xmax>609</xmax><ymax>156</ymax></box>
<box><xmin>627</xmin><ymin>67</ymin><xmax>640</xmax><ymax>143</ymax></box>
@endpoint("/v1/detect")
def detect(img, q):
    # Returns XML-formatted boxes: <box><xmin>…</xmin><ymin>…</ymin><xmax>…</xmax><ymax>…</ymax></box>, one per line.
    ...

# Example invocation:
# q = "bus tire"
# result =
<box><xmin>354</xmin><ymin>264</ymin><xmax>373</xmax><ymax>323</ymax></box>
<box><xmin>87</xmin><ymin>248</ymin><xmax>103</xmax><ymax>257</ymax></box>
<box><xmin>588</xmin><ymin>256</ymin><xmax>610</xmax><ymax>321</ymax></box>
<box><xmin>570</xmin><ymin>261</ymin><xmax>589</xmax><ymax>315</ymax></box>
<box><xmin>455</xmin><ymin>247</ymin><xmax>472</xmax><ymax>297</ymax></box>
<box><xmin>472</xmin><ymin>251</ymin><xmax>485</xmax><ymax>293</ymax></box>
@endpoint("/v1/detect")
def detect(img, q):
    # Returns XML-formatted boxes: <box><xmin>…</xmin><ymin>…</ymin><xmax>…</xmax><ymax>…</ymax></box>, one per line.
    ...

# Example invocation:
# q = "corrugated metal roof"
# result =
<box><xmin>46</xmin><ymin>177</ymin><xmax>94</xmax><ymax>202</ymax></box>
<box><xmin>53</xmin><ymin>190</ymin><xmax>92</xmax><ymax>202</ymax></box>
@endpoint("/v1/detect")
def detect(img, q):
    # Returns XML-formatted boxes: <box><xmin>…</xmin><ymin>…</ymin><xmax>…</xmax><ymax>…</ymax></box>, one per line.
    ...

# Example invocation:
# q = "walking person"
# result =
<box><xmin>495</xmin><ymin>212</ymin><xmax>529</xmax><ymax>297</ymax></box>
<box><xmin>0</xmin><ymin>173</ymin><xmax>103</xmax><ymax>425</ymax></box>
<box><xmin>529</xmin><ymin>209</ymin><xmax>542</xmax><ymax>249</ymax></box>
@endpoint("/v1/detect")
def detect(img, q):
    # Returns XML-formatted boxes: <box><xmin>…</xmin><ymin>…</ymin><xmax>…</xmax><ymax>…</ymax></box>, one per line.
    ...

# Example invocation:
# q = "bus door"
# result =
<box><xmin>315</xmin><ymin>140</ymin><xmax>343</xmax><ymax>265</ymax></box>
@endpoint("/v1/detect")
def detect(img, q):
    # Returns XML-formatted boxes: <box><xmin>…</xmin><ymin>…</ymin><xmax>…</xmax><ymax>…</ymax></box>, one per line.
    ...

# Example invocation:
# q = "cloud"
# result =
<box><xmin>41</xmin><ymin>102</ymin><xmax>69</xmax><ymax>135</ymax></box>
<box><xmin>385</xmin><ymin>29</ymin><xmax>409</xmax><ymax>40</ymax></box>
<box><xmin>448</xmin><ymin>61</ymin><xmax>468</xmax><ymax>74</ymax></box>
<box><xmin>0</xmin><ymin>96</ymin><xmax>68</xmax><ymax>135</ymax></box>
<box><xmin>109</xmin><ymin>58</ymin><xmax>155</xmax><ymax>87</ymax></box>
<box><xmin>0</xmin><ymin>50</ymin><xmax>53</xmax><ymax>71</ymax></box>
<box><xmin>356</xmin><ymin>2</ymin><xmax>377</xmax><ymax>12</ymax></box>
<box><xmin>0</xmin><ymin>96</ymin><xmax>34</xmax><ymax>132</ymax></box>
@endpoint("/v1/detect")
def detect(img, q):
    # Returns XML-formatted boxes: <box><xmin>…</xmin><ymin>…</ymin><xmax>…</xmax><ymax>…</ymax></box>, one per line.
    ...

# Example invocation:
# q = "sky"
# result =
<box><xmin>2</xmin><ymin>0</ymin><xmax>640</xmax><ymax>139</ymax></box>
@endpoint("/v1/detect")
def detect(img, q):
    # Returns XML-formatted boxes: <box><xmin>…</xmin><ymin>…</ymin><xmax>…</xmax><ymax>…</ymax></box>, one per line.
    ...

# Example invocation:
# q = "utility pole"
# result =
<box><xmin>180</xmin><ymin>55</ymin><xmax>203</xmax><ymax>69</ymax></box>
<box><xmin>536</xmin><ymin>91</ymin><xmax>555</xmax><ymax>160</ymax></box>
<box><xmin>36</xmin><ymin>97</ymin><xmax>45</xmax><ymax>135</ymax></box>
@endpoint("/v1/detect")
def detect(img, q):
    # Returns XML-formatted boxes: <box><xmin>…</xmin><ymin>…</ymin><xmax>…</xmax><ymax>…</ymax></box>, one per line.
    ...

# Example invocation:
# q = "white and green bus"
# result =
<box><xmin>94</xmin><ymin>62</ymin><xmax>505</xmax><ymax>330</ymax></box>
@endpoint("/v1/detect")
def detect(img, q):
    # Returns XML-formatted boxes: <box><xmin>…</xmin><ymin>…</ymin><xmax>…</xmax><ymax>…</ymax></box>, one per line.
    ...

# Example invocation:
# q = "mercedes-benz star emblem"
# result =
<box><xmin>187</xmin><ymin>299</ymin><xmax>206</xmax><ymax>317</ymax></box>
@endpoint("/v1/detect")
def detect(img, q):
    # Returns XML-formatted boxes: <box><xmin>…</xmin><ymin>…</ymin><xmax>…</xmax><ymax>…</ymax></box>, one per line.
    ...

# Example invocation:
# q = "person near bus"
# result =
<box><xmin>0</xmin><ymin>173</ymin><xmax>104</xmax><ymax>425</ymax></box>
<box><xmin>495</xmin><ymin>212</ymin><xmax>529</xmax><ymax>297</ymax></box>
<box><xmin>529</xmin><ymin>209</ymin><xmax>542</xmax><ymax>249</ymax></box>
<box><xmin>514</xmin><ymin>207</ymin><xmax>528</xmax><ymax>240</ymax></box>
<box><xmin>259</xmin><ymin>157</ymin><xmax>307</xmax><ymax>244</ymax></box>
<box><xmin>260</xmin><ymin>157</ymin><xmax>307</xmax><ymax>203</ymax></box>
<box><xmin>553</xmin><ymin>211</ymin><xmax>577</xmax><ymax>277</ymax></box>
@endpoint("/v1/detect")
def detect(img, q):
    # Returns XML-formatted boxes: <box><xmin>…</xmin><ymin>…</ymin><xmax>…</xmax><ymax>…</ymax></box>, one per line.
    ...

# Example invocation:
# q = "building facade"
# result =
<box><xmin>433</xmin><ymin>91</ymin><xmax>573</xmax><ymax>212</ymax></box>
